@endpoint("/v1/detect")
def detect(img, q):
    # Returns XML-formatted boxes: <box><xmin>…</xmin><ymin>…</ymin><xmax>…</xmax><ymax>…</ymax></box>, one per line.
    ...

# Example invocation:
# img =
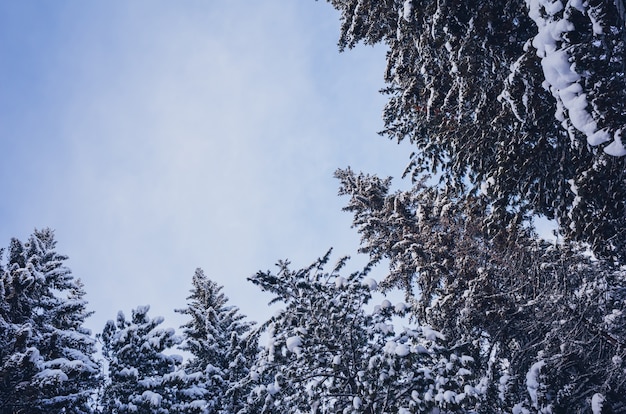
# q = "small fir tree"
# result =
<box><xmin>176</xmin><ymin>268</ymin><xmax>255</xmax><ymax>414</ymax></box>
<box><xmin>0</xmin><ymin>229</ymin><xmax>101</xmax><ymax>413</ymax></box>
<box><xmin>99</xmin><ymin>305</ymin><xmax>184</xmax><ymax>414</ymax></box>
<box><xmin>241</xmin><ymin>251</ymin><xmax>480</xmax><ymax>413</ymax></box>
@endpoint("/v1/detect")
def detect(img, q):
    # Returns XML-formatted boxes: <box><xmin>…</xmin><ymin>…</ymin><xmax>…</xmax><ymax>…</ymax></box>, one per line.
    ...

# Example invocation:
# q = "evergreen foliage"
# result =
<box><xmin>2</xmin><ymin>3</ymin><xmax>626</xmax><ymax>412</ymax></box>
<box><xmin>322</xmin><ymin>0</ymin><xmax>626</xmax><ymax>263</ymax></box>
<box><xmin>99</xmin><ymin>305</ymin><xmax>187</xmax><ymax>414</ymax></box>
<box><xmin>336</xmin><ymin>167</ymin><xmax>626</xmax><ymax>412</ymax></box>
<box><xmin>242</xmin><ymin>251</ymin><xmax>482</xmax><ymax>413</ymax></box>
<box><xmin>176</xmin><ymin>268</ymin><xmax>256</xmax><ymax>414</ymax></box>
<box><xmin>0</xmin><ymin>229</ymin><xmax>101</xmax><ymax>413</ymax></box>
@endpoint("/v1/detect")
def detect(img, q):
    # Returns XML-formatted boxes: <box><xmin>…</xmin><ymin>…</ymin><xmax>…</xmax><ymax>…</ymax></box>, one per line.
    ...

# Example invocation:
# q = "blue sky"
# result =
<box><xmin>0</xmin><ymin>1</ymin><xmax>413</xmax><ymax>334</ymax></box>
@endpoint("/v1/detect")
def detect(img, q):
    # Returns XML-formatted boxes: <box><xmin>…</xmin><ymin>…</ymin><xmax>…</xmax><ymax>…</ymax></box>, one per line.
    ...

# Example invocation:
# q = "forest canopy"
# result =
<box><xmin>2</xmin><ymin>0</ymin><xmax>626</xmax><ymax>412</ymax></box>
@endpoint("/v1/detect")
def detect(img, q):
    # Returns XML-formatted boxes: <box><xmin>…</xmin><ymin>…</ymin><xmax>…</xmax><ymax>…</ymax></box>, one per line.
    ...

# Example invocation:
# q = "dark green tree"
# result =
<box><xmin>175</xmin><ymin>268</ymin><xmax>256</xmax><ymax>414</ymax></box>
<box><xmin>99</xmin><ymin>305</ymin><xmax>186</xmax><ymax>414</ymax></box>
<box><xmin>321</xmin><ymin>0</ymin><xmax>626</xmax><ymax>263</ymax></box>
<box><xmin>0</xmin><ymin>229</ymin><xmax>101</xmax><ymax>413</ymax></box>
<box><xmin>241</xmin><ymin>251</ymin><xmax>480</xmax><ymax>413</ymax></box>
<box><xmin>336</xmin><ymin>167</ymin><xmax>626</xmax><ymax>412</ymax></box>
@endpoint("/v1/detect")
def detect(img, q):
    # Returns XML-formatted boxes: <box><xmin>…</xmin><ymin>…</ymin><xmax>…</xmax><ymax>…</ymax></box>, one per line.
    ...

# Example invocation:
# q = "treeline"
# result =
<box><xmin>1</xmin><ymin>199</ymin><xmax>625</xmax><ymax>413</ymax></box>
<box><xmin>4</xmin><ymin>0</ymin><xmax>626</xmax><ymax>411</ymax></box>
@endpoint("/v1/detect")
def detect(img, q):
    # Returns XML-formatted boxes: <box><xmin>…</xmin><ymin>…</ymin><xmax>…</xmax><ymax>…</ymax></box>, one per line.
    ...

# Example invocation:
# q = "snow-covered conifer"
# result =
<box><xmin>0</xmin><ymin>229</ymin><xmax>101</xmax><ymax>413</ymax></box>
<box><xmin>99</xmin><ymin>305</ymin><xmax>183</xmax><ymax>414</ymax></box>
<box><xmin>336</xmin><ymin>168</ymin><xmax>626</xmax><ymax>412</ymax></box>
<box><xmin>241</xmin><ymin>251</ymin><xmax>479</xmax><ymax>413</ymax></box>
<box><xmin>320</xmin><ymin>0</ymin><xmax>626</xmax><ymax>263</ymax></box>
<box><xmin>175</xmin><ymin>268</ymin><xmax>256</xmax><ymax>414</ymax></box>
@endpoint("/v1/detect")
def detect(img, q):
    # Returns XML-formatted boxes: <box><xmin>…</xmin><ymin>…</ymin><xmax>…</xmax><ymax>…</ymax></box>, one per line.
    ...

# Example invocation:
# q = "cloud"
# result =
<box><xmin>0</xmin><ymin>1</ymin><xmax>412</xmax><ymax>334</ymax></box>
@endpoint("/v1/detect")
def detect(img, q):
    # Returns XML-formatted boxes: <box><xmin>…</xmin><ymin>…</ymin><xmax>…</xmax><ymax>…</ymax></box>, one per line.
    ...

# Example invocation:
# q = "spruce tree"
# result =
<box><xmin>99</xmin><ymin>305</ymin><xmax>185</xmax><ymax>414</ymax></box>
<box><xmin>0</xmin><ymin>229</ymin><xmax>101</xmax><ymax>413</ymax></box>
<box><xmin>241</xmin><ymin>251</ymin><xmax>480</xmax><ymax>413</ymax></box>
<box><xmin>320</xmin><ymin>0</ymin><xmax>626</xmax><ymax>263</ymax></box>
<box><xmin>176</xmin><ymin>268</ymin><xmax>255</xmax><ymax>414</ymax></box>
<box><xmin>336</xmin><ymin>167</ymin><xmax>626</xmax><ymax>412</ymax></box>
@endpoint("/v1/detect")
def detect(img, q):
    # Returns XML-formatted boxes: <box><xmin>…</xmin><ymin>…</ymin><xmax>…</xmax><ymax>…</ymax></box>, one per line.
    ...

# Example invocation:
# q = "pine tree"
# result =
<box><xmin>241</xmin><ymin>251</ymin><xmax>481</xmax><ymax>413</ymax></box>
<box><xmin>99</xmin><ymin>305</ymin><xmax>185</xmax><ymax>414</ymax></box>
<box><xmin>336</xmin><ymin>167</ymin><xmax>626</xmax><ymax>412</ymax></box>
<box><xmin>0</xmin><ymin>229</ymin><xmax>101</xmax><ymax>413</ymax></box>
<box><xmin>320</xmin><ymin>0</ymin><xmax>626</xmax><ymax>263</ymax></box>
<box><xmin>313</xmin><ymin>0</ymin><xmax>626</xmax><ymax>408</ymax></box>
<box><xmin>175</xmin><ymin>268</ymin><xmax>255</xmax><ymax>414</ymax></box>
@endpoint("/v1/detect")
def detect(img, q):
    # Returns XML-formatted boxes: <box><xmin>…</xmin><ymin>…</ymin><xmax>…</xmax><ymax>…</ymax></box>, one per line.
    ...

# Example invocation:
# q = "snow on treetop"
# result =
<box><xmin>135</xmin><ymin>304</ymin><xmax>150</xmax><ymax>315</ymax></box>
<box><xmin>525</xmin><ymin>360</ymin><xmax>546</xmax><ymax>409</ymax></box>
<box><xmin>334</xmin><ymin>276</ymin><xmax>347</xmax><ymax>288</ymax></box>
<box><xmin>286</xmin><ymin>335</ymin><xmax>302</xmax><ymax>357</ymax></box>
<box><xmin>362</xmin><ymin>277</ymin><xmax>378</xmax><ymax>290</ymax></box>
<box><xmin>421</xmin><ymin>326</ymin><xmax>445</xmax><ymax>341</ymax></box>
<box><xmin>394</xmin><ymin>302</ymin><xmax>408</xmax><ymax>313</ymax></box>
<box><xmin>591</xmin><ymin>393</ymin><xmax>605</xmax><ymax>414</ymax></box>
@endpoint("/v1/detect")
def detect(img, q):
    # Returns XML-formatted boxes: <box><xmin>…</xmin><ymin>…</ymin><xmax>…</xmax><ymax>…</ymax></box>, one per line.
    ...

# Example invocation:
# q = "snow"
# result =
<box><xmin>395</xmin><ymin>344</ymin><xmax>410</xmax><ymax>357</ymax></box>
<box><xmin>375</xmin><ymin>322</ymin><xmax>394</xmax><ymax>334</ymax></box>
<box><xmin>138</xmin><ymin>377</ymin><xmax>161</xmax><ymax>388</ymax></box>
<box><xmin>443</xmin><ymin>390</ymin><xmax>456</xmax><ymax>403</ymax></box>
<box><xmin>604</xmin><ymin>130</ymin><xmax>626</xmax><ymax>156</ymax></box>
<box><xmin>464</xmin><ymin>384</ymin><xmax>478</xmax><ymax>397</ymax></box>
<box><xmin>36</xmin><ymin>368</ymin><xmax>69</xmax><ymax>383</ymax></box>
<box><xmin>525</xmin><ymin>0</ymin><xmax>624</xmax><ymax>155</ymax></box>
<box><xmin>135</xmin><ymin>304</ymin><xmax>150</xmax><ymax>315</ymax></box>
<box><xmin>353</xmin><ymin>396</ymin><xmax>362</xmax><ymax>409</ymax></box>
<box><xmin>421</xmin><ymin>326</ymin><xmax>445</xmax><ymax>341</ymax></box>
<box><xmin>286</xmin><ymin>335</ymin><xmax>302</xmax><ymax>356</ymax></box>
<box><xmin>591</xmin><ymin>393</ymin><xmax>604</xmax><ymax>414</ymax></box>
<box><xmin>587</xmin><ymin>5</ymin><xmax>604</xmax><ymax>35</ymax></box>
<box><xmin>604</xmin><ymin>308</ymin><xmax>623</xmax><ymax>326</ymax></box>
<box><xmin>481</xmin><ymin>177</ymin><xmax>495</xmax><ymax>195</ymax></box>
<box><xmin>402</xmin><ymin>0</ymin><xmax>413</xmax><ymax>22</ymax></box>
<box><xmin>142</xmin><ymin>390</ymin><xmax>162</xmax><ymax>407</ymax></box>
<box><xmin>513</xmin><ymin>403</ymin><xmax>531</xmax><ymax>414</ymax></box>
<box><xmin>267</xmin><ymin>380</ymin><xmax>281</xmax><ymax>395</ymax></box>
<box><xmin>119</xmin><ymin>367</ymin><xmax>139</xmax><ymax>378</ymax></box>
<box><xmin>499</xmin><ymin>373</ymin><xmax>511</xmax><ymax>401</ymax></box>
<box><xmin>189</xmin><ymin>400</ymin><xmax>208</xmax><ymax>409</ymax></box>
<box><xmin>362</xmin><ymin>278</ymin><xmax>378</xmax><ymax>290</ymax></box>
<box><xmin>526</xmin><ymin>360</ymin><xmax>545</xmax><ymax>408</ymax></box>
<box><xmin>394</xmin><ymin>302</ymin><xmax>408</xmax><ymax>312</ymax></box>
<box><xmin>460</xmin><ymin>355</ymin><xmax>474</xmax><ymax>365</ymax></box>
<box><xmin>384</xmin><ymin>340</ymin><xmax>398</xmax><ymax>354</ymax></box>
<box><xmin>334</xmin><ymin>276</ymin><xmax>347</xmax><ymax>288</ymax></box>
<box><xmin>414</xmin><ymin>344</ymin><xmax>429</xmax><ymax>354</ymax></box>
